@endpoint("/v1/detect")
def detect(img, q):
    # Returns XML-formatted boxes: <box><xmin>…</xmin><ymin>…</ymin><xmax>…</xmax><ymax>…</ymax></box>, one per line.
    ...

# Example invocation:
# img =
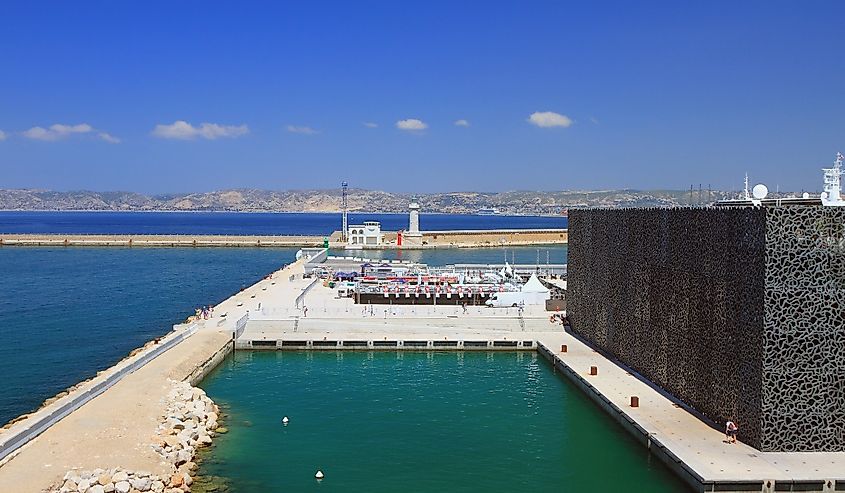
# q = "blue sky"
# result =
<box><xmin>1</xmin><ymin>1</ymin><xmax>844</xmax><ymax>193</ymax></box>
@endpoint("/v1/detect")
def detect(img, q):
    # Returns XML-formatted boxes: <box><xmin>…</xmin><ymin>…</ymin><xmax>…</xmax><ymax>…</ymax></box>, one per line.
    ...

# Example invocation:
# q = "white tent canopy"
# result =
<box><xmin>521</xmin><ymin>274</ymin><xmax>549</xmax><ymax>293</ymax></box>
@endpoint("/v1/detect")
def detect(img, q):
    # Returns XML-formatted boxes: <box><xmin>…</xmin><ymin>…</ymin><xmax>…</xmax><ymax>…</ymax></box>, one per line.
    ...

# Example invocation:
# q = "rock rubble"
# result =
<box><xmin>49</xmin><ymin>381</ymin><xmax>220</xmax><ymax>493</ymax></box>
<box><xmin>51</xmin><ymin>468</ymin><xmax>169</xmax><ymax>493</ymax></box>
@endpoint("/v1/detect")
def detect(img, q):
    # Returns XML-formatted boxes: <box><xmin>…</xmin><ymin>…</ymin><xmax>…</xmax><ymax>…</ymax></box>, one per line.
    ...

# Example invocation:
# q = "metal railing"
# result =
<box><xmin>235</xmin><ymin>313</ymin><xmax>249</xmax><ymax>339</ymax></box>
<box><xmin>295</xmin><ymin>277</ymin><xmax>320</xmax><ymax>309</ymax></box>
<box><xmin>0</xmin><ymin>323</ymin><xmax>198</xmax><ymax>462</ymax></box>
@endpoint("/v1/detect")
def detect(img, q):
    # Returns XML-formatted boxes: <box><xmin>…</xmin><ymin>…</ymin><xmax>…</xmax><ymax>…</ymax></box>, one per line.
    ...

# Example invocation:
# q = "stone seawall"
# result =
<box><xmin>422</xmin><ymin>229</ymin><xmax>567</xmax><ymax>247</ymax></box>
<box><xmin>0</xmin><ymin>234</ymin><xmax>324</xmax><ymax>247</ymax></box>
<box><xmin>186</xmin><ymin>338</ymin><xmax>233</xmax><ymax>386</ymax></box>
<box><xmin>1</xmin><ymin>230</ymin><xmax>567</xmax><ymax>249</ymax></box>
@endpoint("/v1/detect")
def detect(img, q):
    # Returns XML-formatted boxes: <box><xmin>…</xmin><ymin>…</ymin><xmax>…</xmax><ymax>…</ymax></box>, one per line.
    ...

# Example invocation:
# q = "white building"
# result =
<box><xmin>347</xmin><ymin>221</ymin><xmax>383</xmax><ymax>247</ymax></box>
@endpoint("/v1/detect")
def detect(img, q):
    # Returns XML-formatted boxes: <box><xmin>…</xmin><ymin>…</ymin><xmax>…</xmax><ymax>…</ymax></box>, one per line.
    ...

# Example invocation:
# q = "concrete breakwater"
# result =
<box><xmin>420</xmin><ymin>228</ymin><xmax>567</xmax><ymax>247</ymax></box>
<box><xmin>0</xmin><ymin>229</ymin><xmax>568</xmax><ymax>249</ymax></box>
<box><xmin>0</xmin><ymin>234</ymin><xmax>324</xmax><ymax>247</ymax></box>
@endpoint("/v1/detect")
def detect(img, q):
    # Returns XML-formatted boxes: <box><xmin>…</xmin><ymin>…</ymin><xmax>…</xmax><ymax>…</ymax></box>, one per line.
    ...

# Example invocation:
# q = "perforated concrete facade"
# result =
<box><xmin>568</xmin><ymin>206</ymin><xmax>845</xmax><ymax>452</ymax></box>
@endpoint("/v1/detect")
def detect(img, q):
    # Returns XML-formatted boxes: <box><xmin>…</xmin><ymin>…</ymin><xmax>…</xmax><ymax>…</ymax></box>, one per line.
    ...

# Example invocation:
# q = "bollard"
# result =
<box><xmin>589</xmin><ymin>366</ymin><xmax>598</xmax><ymax>376</ymax></box>
<box><xmin>630</xmin><ymin>396</ymin><xmax>639</xmax><ymax>407</ymax></box>
<box><xmin>560</xmin><ymin>344</ymin><xmax>567</xmax><ymax>353</ymax></box>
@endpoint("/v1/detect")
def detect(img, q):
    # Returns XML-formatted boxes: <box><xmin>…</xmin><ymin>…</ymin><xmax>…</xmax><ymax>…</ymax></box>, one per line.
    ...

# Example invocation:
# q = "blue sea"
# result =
<box><xmin>0</xmin><ymin>211</ymin><xmax>567</xmax><ymax>235</ymax></box>
<box><xmin>0</xmin><ymin>247</ymin><xmax>299</xmax><ymax>425</ymax></box>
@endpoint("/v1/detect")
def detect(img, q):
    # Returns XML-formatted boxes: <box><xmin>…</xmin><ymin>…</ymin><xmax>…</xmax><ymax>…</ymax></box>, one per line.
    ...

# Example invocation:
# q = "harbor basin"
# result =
<box><xmin>195</xmin><ymin>350</ymin><xmax>689</xmax><ymax>492</ymax></box>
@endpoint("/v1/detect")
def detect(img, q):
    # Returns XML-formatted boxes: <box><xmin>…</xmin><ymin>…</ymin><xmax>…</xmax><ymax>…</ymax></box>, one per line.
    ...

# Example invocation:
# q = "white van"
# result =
<box><xmin>485</xmin><ymin>292</ymin><xmax>528</xmax><ymax>308</ymax></box>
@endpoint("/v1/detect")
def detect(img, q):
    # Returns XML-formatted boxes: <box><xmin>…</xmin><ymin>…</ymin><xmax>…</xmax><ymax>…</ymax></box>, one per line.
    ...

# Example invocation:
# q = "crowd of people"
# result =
<box><xmin>193</xmin><ymin>305</ymin><xmax>215</xmax><ymax>321</ymax></box>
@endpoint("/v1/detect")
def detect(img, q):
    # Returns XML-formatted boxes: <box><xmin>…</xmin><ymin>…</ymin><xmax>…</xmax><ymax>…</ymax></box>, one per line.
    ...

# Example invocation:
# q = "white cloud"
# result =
<box><xmin>286</xmin><ymin>125</ymin><xmax>319</xmax><ymax>135</ymax></box>
<box><xmin>363</xmin><ymin>122</ymin><xmax>378</xmax><ymax>128</ymax></box>
<box><xmin>22</xmin><ymin>123</ymin><xmax>94</xmax><ymax>141</ymax></box>
<box><xmin>151</xmin><ymin>120</ymin><xmax>249</xmax><ymax>140</ymax></box>
<box><xmin>396</xmin><ymin>118</ymin><xmax>428</xmax><ymax>131</ymax></box>
<box><xmin>0</xmin><ymin>130</ymin><xmax>6</xmax><ymax>141</ymax></box>
<box><xmin>527</xmin><ymin>111</ymin><xmax>573</xmax><ymax>128</ymax></box>
<box><xmin>454</xmin><ymin>119</ymin><xmax>470</xmax><ymax>127</ymax></box>
<box><xmin>98</xmin><ymin>132</ymin><xmax>121</xmax><ymax>144</ymax></box>
<box><xmin>590</xmin><ymin>116</ymin><xmax>600</xmax><ymax>125</ymax></box>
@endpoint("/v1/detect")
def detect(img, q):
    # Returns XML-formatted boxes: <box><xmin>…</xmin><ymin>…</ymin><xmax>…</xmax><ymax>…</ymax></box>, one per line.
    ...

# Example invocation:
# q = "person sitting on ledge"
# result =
<box><xmin>725</xmin><ymin>420</ymin><xmax>738</xmax><ymax>444</ymax></box>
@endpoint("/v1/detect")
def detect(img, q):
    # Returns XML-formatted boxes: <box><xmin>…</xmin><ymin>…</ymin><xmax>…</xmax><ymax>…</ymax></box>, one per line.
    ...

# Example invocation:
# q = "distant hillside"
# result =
<box><xmin>0</xmin><ymin>188</ymin><xmax>742</xmax><ymax>213</ymax></box>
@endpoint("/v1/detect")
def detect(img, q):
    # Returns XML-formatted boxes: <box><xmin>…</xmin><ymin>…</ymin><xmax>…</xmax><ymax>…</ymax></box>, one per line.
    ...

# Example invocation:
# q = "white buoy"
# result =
<box><xmin>282</xmin><ymin>416</ymin><xmax>289</xmax><ymax>425</ymax></box>
<box><xmin>315</xmin><ymin>470</ymin><xmax>324</xmax><ymax>480</ymax></box>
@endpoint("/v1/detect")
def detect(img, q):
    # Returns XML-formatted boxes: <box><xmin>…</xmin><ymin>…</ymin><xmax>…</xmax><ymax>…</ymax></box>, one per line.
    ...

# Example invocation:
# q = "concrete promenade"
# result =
<box><xmin>534</xmin><ymin>333</ymin><xmax>845</xmax><ymax>492</ymax></box>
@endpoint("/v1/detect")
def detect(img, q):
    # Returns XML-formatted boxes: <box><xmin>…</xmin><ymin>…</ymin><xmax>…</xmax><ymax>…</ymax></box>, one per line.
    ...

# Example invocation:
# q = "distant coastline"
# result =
<box><xmin>0</xmin><ymin>209</ymin><xmax>566</xmax><ymax>218</ymax></box>
<box><xmin>0</xmin><ymin>187</ymin><xmax>742</xmax><ymax>214</ymax></box>
<box><xmin>0</xmin><ymin>209</ymin><xmax>553</xmax><ymax>216</ymax></box>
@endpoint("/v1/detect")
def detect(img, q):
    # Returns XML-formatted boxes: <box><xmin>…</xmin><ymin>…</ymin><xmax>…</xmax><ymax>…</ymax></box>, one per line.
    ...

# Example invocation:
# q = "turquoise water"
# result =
<box><xmin>0</xmin><ymin>247</ymin><xmax>298</xmax><ymax>425</ymax></box>
<box><xmin>197</xmin><ymin>351</ymin><xmax>688</xmax><ymax>492</ymax></box>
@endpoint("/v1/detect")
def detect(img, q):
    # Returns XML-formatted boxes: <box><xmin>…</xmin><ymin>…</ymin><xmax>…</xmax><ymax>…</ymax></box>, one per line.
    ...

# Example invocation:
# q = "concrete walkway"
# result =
<box><xmin>535</xmin><ymin>331</ymin><xmax>845</xmax><ymax>491</ymax></box>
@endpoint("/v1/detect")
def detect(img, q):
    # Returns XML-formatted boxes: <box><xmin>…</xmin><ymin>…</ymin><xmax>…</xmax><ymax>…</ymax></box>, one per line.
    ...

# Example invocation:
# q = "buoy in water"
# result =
<box><xmin>315</xmin><ymin>470</ymin><xmax>324</xmax><ymax>480</ymax></box>
<box><xmin>282</xmin><ymin>416</ymin><xmax>289</xmax><ymax>425</ymax></box>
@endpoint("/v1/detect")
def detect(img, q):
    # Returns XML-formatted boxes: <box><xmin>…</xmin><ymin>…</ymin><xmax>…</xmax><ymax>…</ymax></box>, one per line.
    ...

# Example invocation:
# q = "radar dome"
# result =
<box><xmin>752</xmin><ymin>184</ymin><xmax>768</xmax><ymax>200</ymax></box>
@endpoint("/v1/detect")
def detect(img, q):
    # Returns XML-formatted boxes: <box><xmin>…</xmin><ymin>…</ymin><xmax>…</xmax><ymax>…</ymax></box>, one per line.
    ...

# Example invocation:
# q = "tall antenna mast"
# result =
<box><xmin>341</xmin><ymin>181</ymin><xmax>348</xmax><ymax>242</ymax></box>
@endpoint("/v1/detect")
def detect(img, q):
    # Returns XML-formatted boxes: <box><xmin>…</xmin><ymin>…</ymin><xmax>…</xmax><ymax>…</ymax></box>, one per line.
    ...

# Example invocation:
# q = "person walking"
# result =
<box><xmin>725</xmin><ymin>420</ymin><xmax>738</xmax><ymax>444</ymax></box>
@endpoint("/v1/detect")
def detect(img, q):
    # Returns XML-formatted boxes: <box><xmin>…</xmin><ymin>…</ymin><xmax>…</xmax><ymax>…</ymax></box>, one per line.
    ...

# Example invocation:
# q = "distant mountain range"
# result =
<box><xmin>0</xmin><ymin>188</ymin><xmax>742</xmax><ymax>214</ymax></box>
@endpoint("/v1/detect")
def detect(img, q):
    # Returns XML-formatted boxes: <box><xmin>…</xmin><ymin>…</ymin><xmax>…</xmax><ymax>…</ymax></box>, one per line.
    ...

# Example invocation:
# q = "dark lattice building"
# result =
<box><xmin>567</xmin><ymin>206</ymin><xmax>845</xmax><ymax>452</ymax></box>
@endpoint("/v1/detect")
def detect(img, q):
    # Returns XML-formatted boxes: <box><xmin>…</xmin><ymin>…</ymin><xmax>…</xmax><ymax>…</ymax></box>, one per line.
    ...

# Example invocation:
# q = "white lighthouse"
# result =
<box><xmin>409</xmin><ymin>202</ymin><xmax>420</xmax><ymax>234</ymax></box>
<box><xmin>404</xmin><ymin>202</ymin><xmax>423</xmax><ymax>246</ymax></box>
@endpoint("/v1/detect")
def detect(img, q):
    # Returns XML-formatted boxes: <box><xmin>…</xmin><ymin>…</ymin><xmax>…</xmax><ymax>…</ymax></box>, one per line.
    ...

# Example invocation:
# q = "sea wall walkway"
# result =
<box><xmin>0</xmin><ymin>234</ymin><xmax>324</xmax><ymax>247</ymax></box>
<box><xmin>0</xmin><ymin>230</ymin><xmax>568</xmax><ymax>248</ymax></box>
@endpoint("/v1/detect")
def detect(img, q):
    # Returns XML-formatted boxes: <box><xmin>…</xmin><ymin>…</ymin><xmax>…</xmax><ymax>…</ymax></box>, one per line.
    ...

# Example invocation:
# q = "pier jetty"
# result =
<box><xmin>0</xmin><ymin>234</ymin><xmax>325</xmax><ymax>248</ymax></box>
<box><xmin>0</xmin><ymin>228</ymin><xmax>567</xmax><ymax>249</ymax></box>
